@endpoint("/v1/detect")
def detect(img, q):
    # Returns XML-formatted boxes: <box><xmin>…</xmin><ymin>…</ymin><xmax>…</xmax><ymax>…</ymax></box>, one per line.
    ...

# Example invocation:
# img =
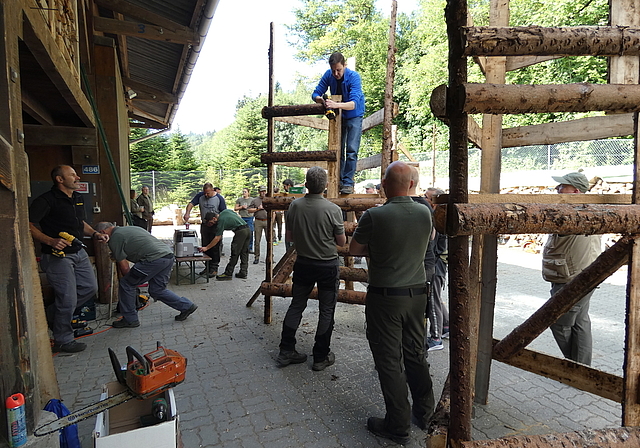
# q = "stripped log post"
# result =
<box><xmin>493</xmin><ymin>235</ymin><xmax>632</xmax><ymax>361</ymax></box>
<box><xmin>463</xmin><ymin>26</ymin><xmax>640</xmax><ymax>57</ymax></box>
<box><xmin>261</xmin><ymin>103</ymin><xmax>326</xmax><ymax>118</ymax></box>
<box><xmin>261</xmin><ymin>150</ymin><xmax>337</xmax><ymax>164</ymax></box>
<box><xmin>434</xmin><ymin>203</ymin><xmax>640</xmax><ymax>236</ymax></box>
<box><xmin>427</xmin><ymin>374</ymin><xmax>450</xmax><ymax>448</ymax></box>
<box><xmin>246</xmin><ymin>249</ymin><xmax>297</xmax><ymax>307</ymax></box>
<box><xmin>262</xmin><ymin>196</ymin><xmax>384</xmax><ymax>212</ymax></box>
<box><xmin>260</xmin><ymin>282</ymin><xmax>366</xmax><ymax>305</ymax></box>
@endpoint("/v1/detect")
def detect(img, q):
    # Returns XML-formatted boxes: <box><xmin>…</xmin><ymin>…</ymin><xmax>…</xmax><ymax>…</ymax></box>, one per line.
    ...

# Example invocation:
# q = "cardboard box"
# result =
<box><xmin>93</xmin><ymin>381</ymin><xmax>181</xmax><ymax>448</ymax></box>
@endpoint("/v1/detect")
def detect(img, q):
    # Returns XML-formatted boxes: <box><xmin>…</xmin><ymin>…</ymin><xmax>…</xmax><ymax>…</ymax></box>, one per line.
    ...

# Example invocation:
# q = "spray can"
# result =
<box><xmin>6</xmin><ymin>393</ymin><xmax>27</xmax><ymax>447</ymax></box>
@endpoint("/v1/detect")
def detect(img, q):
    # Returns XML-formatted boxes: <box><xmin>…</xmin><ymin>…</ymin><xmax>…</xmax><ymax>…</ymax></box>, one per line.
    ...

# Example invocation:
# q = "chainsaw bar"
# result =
<box><xmin>34</xmin><ymin>389</ymin><xmax>136</xmax><ymax>436</ymax></box>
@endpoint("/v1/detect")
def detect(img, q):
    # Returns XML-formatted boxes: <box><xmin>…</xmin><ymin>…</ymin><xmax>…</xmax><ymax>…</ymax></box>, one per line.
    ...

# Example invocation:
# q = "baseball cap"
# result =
<box><xmin>283</xmin><ymin>179</ymin><xmax>294</xmax><ymax>186</ymax></box>
<box><xmin>551</xmin><ymin>172</ymin><xmax>589</xmax><ymax>193</ymax></box>
<box><xmin>365</xmin><ymin>183</ymin><xmax>375</xmax><ymax>189</ymax></box>
<box><xmin>258</xmin><ymin>185</ymin><xmax>267</xmax><ymax>191</ymax></box>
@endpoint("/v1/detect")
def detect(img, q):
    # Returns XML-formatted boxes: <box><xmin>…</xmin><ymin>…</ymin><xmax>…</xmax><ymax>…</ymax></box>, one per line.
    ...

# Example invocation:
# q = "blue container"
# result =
<box><xmin>6</xmin><ymin>393</ymin><xmax>27</xmax><ymax>447</ymax></box>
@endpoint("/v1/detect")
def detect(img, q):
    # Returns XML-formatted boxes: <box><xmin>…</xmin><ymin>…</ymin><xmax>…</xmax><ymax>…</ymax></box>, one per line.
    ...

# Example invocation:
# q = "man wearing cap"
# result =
<box><xmin>199</xmin><ymin>210</ymin><xmax>251</xmax><ymax>280</ymax></box>
<box><xmin>542</xmin><ymin>171</ymin><xmax>601</xmax><ymax>365</ymax></box>
<box><xmin>248</xmin><ymin>186</ymin><xmax>268</xmax><ymax>264</ymax></box>
<box><xmin>364</xmin><ymin>183</ymin><xmax>376</xmax><ymax>194</ymax></box>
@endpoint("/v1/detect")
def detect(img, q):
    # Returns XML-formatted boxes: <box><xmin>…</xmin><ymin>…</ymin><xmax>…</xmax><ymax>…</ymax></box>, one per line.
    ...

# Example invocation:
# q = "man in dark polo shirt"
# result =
<box><xmin>276</xmin><ymin>166</ymin><xmax>346</xmax><ymax>371</ymax></box>
<box><xmin>29</xmin><ymin>165</ymin><xmax>108</xmax><ymax>353</ymax></box>
<box><xmin>95</xmin><ymin>222</ymin><xmax>197</xmax><ymax>328</ymax></box>
<box><xmin>350</xmin><ymin>161</ymin><xmax>435</xmax><ymax>444</ymax></box>
<box><xmin>198</xmin><ymin>210</ymin><xmax>251</xmax><ymax>280</ymax></box>
<box><xmin>248</xmin><ymin>186</ymin><xmax>268</xmax><ymax>264</ymax></box>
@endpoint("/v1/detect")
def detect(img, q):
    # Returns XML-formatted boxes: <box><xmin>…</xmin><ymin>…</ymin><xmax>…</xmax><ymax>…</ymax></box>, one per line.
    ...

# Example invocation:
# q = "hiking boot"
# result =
<box><xmin>175</xmin><ymin>304</ymin><xmax>198</xmax><ymax>321</ymax></box>
<box><xmin>367</xmin><ymin>417</ymin><xmax>410</xmax><ymax>445</ymax></box>
<box><xmin>340</xmin><ymin>185</ymin><xmax>354</xmax><ymax>194</ymax></box>
<box><xmin>312</xmin><ymin>352</ymin><xmax>335</xmax><ymax>371</ymax></box>
<box><xmin>111</xmin><ymin>319</ymin><xmax>140</xmax><ymax>328</ymax></box>
<box><xmin>216</xmin><ymin>273</ymin><xmax>233</xmax><ymax>280</ymax></box>
<box><xmin>427</xmin><ymin>337</ymin><xmax>443</xmax><ymax>351</ymax></box>
<box><xmin>235</xmin><ymin>272</ymin><xmax>247</xmax><ymax>279</ymax></box>
<box><xmin>276</xmin><ymin>350</ymin><xmax>307</xmax><ymax>366</ymax></box>
<box><xmin>52</xmin><ymin>340</ymin><xmax>86</xmax><ymax>353</ymax></box>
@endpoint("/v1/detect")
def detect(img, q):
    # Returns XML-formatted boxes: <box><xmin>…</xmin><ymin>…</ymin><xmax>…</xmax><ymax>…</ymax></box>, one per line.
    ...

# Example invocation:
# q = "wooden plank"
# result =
<box><xmin>502</xmin><ymin>114</ymin><xmax>634</xmax><ymax>147</ymax></box>
<box><xmin>21</xmin><ymin>89</ymin><xmax>54</xmax><ymax>125</ymax></box>
<box><xmin>327</xmin><ymin>95</ymin><xmax>341</xmax><ymax>198</ymax></box>
<box><xmin>396</xmin><ymin>142</ymin><xmax>416</xmax><ymax>162</ymax></box>
<box><xmin>623</xmin><ymin>237</ymin><xmax>640</xmax><ymax>424</ymax></box>
<box><xmin>467</xmin><ymin>116</ymin><xmax>482</xmax><ymax>147</ymax></box>
<box><xmin>362</xmin><ymin>103</ymin><xmax>398</xmax><ymax>132</ymax></box>
<box><xmin>506</xmin><ymin>55</ymin><xmax>562</xmax><ymax>71</ymax></box>
<box><xmin>93</xmin><ymin>16</ymin><xmax>199</xmax><ymax>45</ymax></box>
<box><xmin>274</xmin><ymin>116</ymin><xmax>328</xmax><ymax>130</ymax></box>
<box><xmin>610</xmin><ymin>0</ymin><xmax>640</xmax><ymax>84</ymax></box>
<box><xmin>114</xmin><ymin>13</ymin><xmax>130</xmax><ymax>79</ymax></box>
<box><xmin>122</xmin><ymin>77</ymin><xmax>177</xmax><ymax>104</ymax></box>
<box><xmin>436</xmin><ymin>193</ymin><xmax>632</xmax><ymax>205</ymax></box>
<box><xmin>356</xmin><ymin>153</ymin><xmax>382</xmax><ymax>171</ymax></box>
<box><xmin>94</xmin><ymin>0</ymin><xmax>188</xmax><ymax>32</ymax></box>
<box><xmin>0</xmin><ymin>135</ymin><xmax>12</xmax><ymax>191</ymax></box>
<box><xmin>24</xmin><ymin>124</ymin><xmax>97</xmax><ymax>146</ymax></box>
<box><xmin>129</xmin><ymin>104</ymin><xmax>167</xmax><ymax>125</ymax></box>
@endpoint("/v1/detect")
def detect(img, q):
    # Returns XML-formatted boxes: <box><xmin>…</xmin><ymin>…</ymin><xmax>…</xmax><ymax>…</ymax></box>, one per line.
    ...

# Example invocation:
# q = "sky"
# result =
<box><xmin>172</xmin><ymin>0</ymin><xmax>419</xmax><ymax>135</ymax></box>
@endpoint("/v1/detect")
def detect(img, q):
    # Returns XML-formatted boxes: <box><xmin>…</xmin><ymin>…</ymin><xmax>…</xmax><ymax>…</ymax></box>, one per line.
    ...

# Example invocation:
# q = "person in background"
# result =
<box><xmin>235</xmin><ymin>188</ymin><xmax>255</xmax><ymax>253</ymax></box>
<box><xmin>248</xmin><ymin>186</ymin><xmax>268</xmax><ymax>264</ymax></box>
<box><xmin>312</xmin><ymin>52</ymin><xmax>365</xmax><ymax>195</ymax></box>
<box><xmin>96</xmin><ymin>222</ymin><xmax>197</xmax><ymax>328</ymax></box>
<box><xmin>276</xmin><ymin>167</ymin><xmax>345</xmax><ymax>371</ymax></box>
<box><xmin>130</xmin><ymin>189</ymin><xmax>147</xmax><ymax>229</ymax></box>
<box><xmin>199</xmin><ymin>210</ymin><xmax>251</xmax><ymax>280</ymax></box>
<box><xmin>136</xmin><ymin>186</ymin><xmax>154</xmax><ymax>233</ymax></box>
<box><xmin>365</xmin><ymin>183</ymin><xmax>376</xmax><ymax>194</ymax></box>
<box><xmin>29</xmin><ymin>165</ymin><xmax>109</xmax><ymax>353</ymax></box>
<box><xmin>542</xmin><ymin>171</ymin><xmax>601</xmax><ymax>365</ymax></box>
<box><xmin>350</xmin><ymin>161</ymin><xmax>435</xmax><ymax>444</ymax></box>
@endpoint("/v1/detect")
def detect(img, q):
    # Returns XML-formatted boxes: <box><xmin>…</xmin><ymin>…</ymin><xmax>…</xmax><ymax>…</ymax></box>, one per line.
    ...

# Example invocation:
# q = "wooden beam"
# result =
<box><xmin>396</xmin><ymin>142</ymin><xmax>417</xmax><ymax>162</ymax></box>
<box><xmin>94</xmin><ymin>0</ymin><xmax>188</xmax><ymax>32</ymax></box>
<box><xmin>93</xmin><ymin>16</ymin><xmax>199</xmax><ymax>45</ymax></box>
<box><xmin>506</xmin><ymin>55</ymin><xmax>562</xmax><ymax>71</ymax></box>
<box><xmin>128</xmin><ymin>104</ymin><xmax>167</xmax><ymax>125</ymax></box>
<box><xmin>495</xmin><ymin>340</ymin><xmax>623</xmax><ymax>402</ymax></box>
<box><xmin>362</xmin><ymin>103</ymin><xmax>399</xmax><ymax>132</ymax></box>
<box><xmin>327</xmin><ymin>96</ymin><xmax>341</xmax><ymax>198</ymax></box>
<box><xmin>467</xmin><ymin>116</ymin><xmax>482</xmax><ymax>147</ymax></box>
<box><xmin>464</xmin><ymin>26</ymin><xmax>640</xmax><ymax>57</ymax></box>
<box><xmin>21</xmin><ymin>89</ymin><xmax>54</xmax><ymax>125</ymax></box>
<box><xmin>122</xmin><ymin>77</ymin><xmax>177</xmax><ymax>103</ymax></box>
<box><xmin>274</xmin><ymin>116</ymin><xmax>328</xmax><ymax>130</ymax></box>
<box><xmin>114</xmin><ymin>13</ymin><xmax>130</xmax><ymax>79</ymax></box>
<box><xmin>437</xmin><ymin>193</ymin><xmax>632</xmax><ymax>205</ymax></box>
<box><xmin>262</xmin><ymin>103</ymin><xmax>325</xmax><ymax>118</ymax></box>
<box><xmin>260</xmin><ymin>282</ymin><xmax>366</xmax><ymax>305</ymax></box>
<box><xmin>260</xmin><ymin>150</ymin><xmax>337</xmax><ymax>164</ymax></box>
<box><xmin>502</xmin><ymin>113</ymin><xmax>634</xmax><ymax>147</ymax></box>
<box><xmin>24</xmin><ymin>124</ymin><xmax>97</xmax><ymax>146</ymax></box>
<box><xmin>461</xmin><ymin>427</ymin><xmax>640</xmax><ymax>447</ymax></box>
<box><xmin>356</xmin><ymin>153</ymin><xmax>382</xmax><ymax>171</ymax></box>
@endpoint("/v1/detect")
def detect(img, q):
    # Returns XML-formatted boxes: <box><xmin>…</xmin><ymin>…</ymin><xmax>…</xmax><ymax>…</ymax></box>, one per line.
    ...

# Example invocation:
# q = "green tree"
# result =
<box><xmin>129</xmin><ymin>128</ymin><xmax>171</xmax><ymax>171</ymax></box>
<box><xmin>166</xmin><ymin>128</ymin><xmax>199</xmax><ymax>171</ymax></box>
<box><xmin>225</xmin><ymin>95</ymin><xmax>268</xmax><ymax>168</ymax></box>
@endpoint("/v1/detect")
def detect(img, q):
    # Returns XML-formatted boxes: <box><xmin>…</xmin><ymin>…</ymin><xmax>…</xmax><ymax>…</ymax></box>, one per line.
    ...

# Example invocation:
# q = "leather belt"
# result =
<box><xmin>234</xmin><ymin>224</ymin><xmax>249</xmax><ymax>231</ymax></box>
<box><xmin>368</xmin><ymin>286</ymin><xmax>428</xmax><ymax>296</ymax></box>
<box><xmin>255</xmin><ymin>218</ymin><xmax>267</xmax><ymax>221</ymax></box>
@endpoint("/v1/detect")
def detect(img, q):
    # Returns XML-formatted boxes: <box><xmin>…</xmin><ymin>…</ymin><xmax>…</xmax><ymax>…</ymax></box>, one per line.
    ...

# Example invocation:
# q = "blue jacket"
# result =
<box><xmin>312</xmin><ymin>68</ymin><xmax>365</xmax><ymax>119</ymax></box>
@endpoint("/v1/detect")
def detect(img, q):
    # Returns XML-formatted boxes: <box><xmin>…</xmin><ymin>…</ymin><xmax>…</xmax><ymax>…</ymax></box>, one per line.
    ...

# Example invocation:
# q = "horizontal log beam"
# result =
<box><xmin>94</xmin><ymin>0</ymin><xmax>188</xmax><ymax>33</ymax></box>
<box><xmin>260</xmin><ymin>282</ymin><xmax>366</xmax><ymax>305</ymax></box>
<box><xmin>263</xmin><ymin>197</ymin><xmax>384</xmax><ymax>212</ymax></box>
<box><xmin>493</xmin><ymin>235</ymin><xmax>631</xmax><ymax>361</ymax></box>
<box><xmin>435</xmin><ymin>203</ymin><xmax>640</xmax><ymax>236</ymax></box>
<box><xmin>436</xmin><ymin>193</ymin><xmax>632</xmax><ymax>205</ymax></box>
<box><xmin>464</xmin><ymin>26</ymin><xmax>640</xmax><ymax>57</ymax></box>
<box><xmin>362</xmin><ymin>104</ymin><xmax>399</xmax><ymax>132</ymax></box>
<box><xmin>262</xmin><ymin>104</ymin><xmax>326</xmax><ymax>119</ymax></box>
<box><xmin>93</xmin><ymin>16</ymin><xmax>199</xmax><ymax>45</ymax></box>
<box><xmin>494</xmin><ymin>340</ymin><xmax>623</xmax><ymax>402</ymax></box>
<box><xmin>461</xmin><ymin>427</ymin><xmax>640</xmax><ymax>448</ymax></box>
<box><xmin>462</xmin><ymin>83</ymin><xmax>640</xmax><ymax>114</ymax></box>
<box><xmin>356</xmin><ymin>153</ymin><xmax>382</xmax><ymax>171</ymax></box>
<box><xmin>274</xmin><ymin>116</ymin><xmax>328</xmax><ymax>130</ymax></box>
<box><xmin>123</xmin><ymin>77</ymin><xmax>177</xmax><ymax>104</ymax></box>
<box><xmin>260</xmin><ymin>150</ymin><xmax>337</xmax><ymax>164</ymax></box>
<box><xmin>24</xmin><ymin>125</ymin><xmax>97</xmax><ymax>146</ymax></box>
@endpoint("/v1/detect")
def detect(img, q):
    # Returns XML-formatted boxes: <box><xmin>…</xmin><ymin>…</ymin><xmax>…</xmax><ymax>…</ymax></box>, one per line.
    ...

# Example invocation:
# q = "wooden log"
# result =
<box><xmin>427</xmin><ymin>374</ymin><xmax>450</xmax><ymax>448</ymax></box>
<box><xmin>274</xmin><ymin>116</ymin><xmax>328</xmax><ymax>130</ymax></box>
<box><xmin>381</xmin><ymin>2</ymin><xmax>398</xmax><ymax>178</ymax></box>
<box><xmin>493</xmin><ymin>236</ymin><xmax>632</xmax><ymax>361</ymax></box>
<box><xmin>94</xmin><ymin>239</ymin><xmax>114</xmax><ymax>304</ymax></box>
<box><xmin>259</xmin><ymin>282</ymin><xmax>366</xmax><ymax>305</ymax></box>
<box><xmin>246</xmin><ymin>249</ymin><xmax>297</xmax><ymax>307</ymax></box>
<box><xmin>260</xmin><ymin>150</ymin><xmax>337</xmax><ymax>164</ymax></box>
<box><xmin>463</xmin><ymin>83</ymin><xmax>640</xmax><ymax>114</ymax></box>
<box><xmin>356</xmin><ymin>153</ymin><xmax>382</xmax><ymax>171</ymax></box>
<box><xmin>505</xmin><ymin>55</ymin><xmax>562</xmax><ymax>72</ymax></box>
<box><xmin>261</xmin><ymin>103</ymin><xmax>326</xmax><ymax>119</ymax></box>
<box><xmin>437</xmin><ymin>193</ymin><xmax>632</xmax><ymax>205</ymax></box>
<box><xmin>93</xmin><ymin>16</ymin><xmax>199</xmax><ymax>45</ymax></box>
<box><xmin>339</xmin><ymin>266</ymin><xmax>368</xmax><ymax>282</ymax></box>
<box><xmin>435</xmin><ymin>203</ymin><xmax>640</xmax><ymax>236</ymax></box>
<box><xmin>464</xmin><ymin>26</ymin><xmax>640</xmax><ymax>57</ymax></box>
<box><xmin>262</xmin><ymin>196</ymin><xmax>385</xmax><ymax>211</ymax></box>
<box><xmin>494</xmin><ymin>339</ymin><xmax>623</xmax><ymax>402</ymax></box>
<box><xmin>460</xmin><ymin>427</ymin><xmax>640</xmax><ymax>447</ymax></box>
<box><xmin>362</xmin><ymin>104</ymin><xmax>399</xmax><ymax>132</ymax></box>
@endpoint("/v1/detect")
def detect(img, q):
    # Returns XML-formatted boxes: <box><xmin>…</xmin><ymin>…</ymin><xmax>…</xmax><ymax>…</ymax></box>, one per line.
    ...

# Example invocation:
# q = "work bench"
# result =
<box><xmin>174</xmin><ymin>255</ymin><xmax>212</xmax><ymax>285</ymax></box>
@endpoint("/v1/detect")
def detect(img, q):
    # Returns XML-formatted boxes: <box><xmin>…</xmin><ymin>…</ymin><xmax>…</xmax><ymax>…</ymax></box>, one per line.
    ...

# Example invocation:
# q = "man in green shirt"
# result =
<box><xmin>199</xmin><ymin>210</ymin><xmax>251</xmax><ymax>280</ymax></box>
<box><xmin>95</xmin><ymin>222</ymin><xmax>198</xmax><ymax>328</ymax></box>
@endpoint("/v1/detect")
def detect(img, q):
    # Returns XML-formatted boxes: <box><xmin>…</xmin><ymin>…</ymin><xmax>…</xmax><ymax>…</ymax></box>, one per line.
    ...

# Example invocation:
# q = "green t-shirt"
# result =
<box><xmin>108</xmin><ymin>226</ymin><xmax>171</xmax><ymax>263</ymax></box>
<box><xmin>215</xmin><ymin>209</ymin><xmax>246</xmax><ymax>236</ymax></box>
<box><xmin>235</xmin><ymin>197</ymin><xmax>254</xmax><ymax>218</ymax></box>
<box><xmin>353</xmin><ymin>196</ymin><xmax>432</xmax><ymax>287</ymax></box>
<box><xmin>285</xmin><ymin>194</ymin><xmax>344</xmax><ymax>260</ymax></box>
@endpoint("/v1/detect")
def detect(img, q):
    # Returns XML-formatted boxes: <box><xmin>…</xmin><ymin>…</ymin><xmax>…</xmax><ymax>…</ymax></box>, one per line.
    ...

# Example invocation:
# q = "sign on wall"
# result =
<box><xmin>82</xmin><ymin>165</ymin><xmax>100</xmax><ymax>175</ymax></box>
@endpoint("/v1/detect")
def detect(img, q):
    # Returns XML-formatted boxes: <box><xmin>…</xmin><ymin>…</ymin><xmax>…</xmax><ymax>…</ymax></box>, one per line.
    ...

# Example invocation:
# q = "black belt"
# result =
<box><xmin>234</xmin><ymin>224</ymin><xmax>249</xmax><ymax>231</ymax></box>
<box><xmin>255</xmin><ymin>218</ymin><xmax>267</xmax><ymax>221</ymax></box>
<box><xmin>368</xmin><ymin>286</ymin><xmax>428</xmax><ymax>296</ymax></box>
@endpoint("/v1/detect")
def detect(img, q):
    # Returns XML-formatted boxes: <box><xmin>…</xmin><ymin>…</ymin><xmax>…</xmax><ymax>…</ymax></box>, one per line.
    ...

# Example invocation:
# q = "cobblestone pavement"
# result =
<box><xmin>53</xmin><ymin>227</ymin><xmax>626</xmax><ymax>447</ymax></box>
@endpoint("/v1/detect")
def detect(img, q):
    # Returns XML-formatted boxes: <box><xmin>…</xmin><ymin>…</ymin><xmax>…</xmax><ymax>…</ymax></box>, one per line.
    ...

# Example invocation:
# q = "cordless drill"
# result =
<box><xmin>322</xmin><ymin>94</ymin><xmax>336</xmax><ymax>120</ymax></box>
<box><xmin>52</xmin><ymin>232</ymin><xmax>87</xmax><ymax>257</ymax></box>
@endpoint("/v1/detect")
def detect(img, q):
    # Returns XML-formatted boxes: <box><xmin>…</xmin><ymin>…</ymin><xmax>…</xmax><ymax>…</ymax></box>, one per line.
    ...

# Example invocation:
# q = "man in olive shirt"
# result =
<box><xmin>350</xmin><ymin>161</ymin><xmax>435</xmax><ymax>444</ymax></box>
<box><xmin>276</xmin><ymin>167</ymin><xmax>346</xmax><ymax>371</ymax></box>
<box><xmin>95</xmin><ymin>222</ymin><xmax>197</xmax><ymax>328</ymax></box>
<box><xmin>136</xmin><ymin>186</ymin><xmax>154</xmax><ymax>233</ymax></box>
<box><xmin>234</xmin><ymin>188</ymin><xmax>255</xmax><ymax>253</ymax></box>
<box><xmin>248</xmin><ymin>186</ymin><xmax>268</xmax><ymax>264</ymax></box>
<box><xmin>199</xmin><ymin>210</ymin><xmax>251</xmax><ymax>280</ymax></box>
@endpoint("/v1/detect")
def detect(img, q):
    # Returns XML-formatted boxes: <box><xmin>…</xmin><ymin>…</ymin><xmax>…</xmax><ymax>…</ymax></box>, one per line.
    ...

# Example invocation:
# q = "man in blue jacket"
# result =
<box><xmin>312</xmin><ymin>52</ymin><xmax>365</xmax><ymax>195</ymax></box>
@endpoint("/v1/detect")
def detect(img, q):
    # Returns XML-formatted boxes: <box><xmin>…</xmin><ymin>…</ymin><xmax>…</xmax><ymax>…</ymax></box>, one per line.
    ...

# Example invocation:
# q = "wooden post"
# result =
<box><xmin>381</xmin><ymin>1</ymin><xmax>398</xmax><ymax>178</ymax></box>
<box><xmin>264</xmin><ymin>22</ymin><xmax>275</xmax><ymax>324</ymax></box>
<box><xmin>327</xmin><ymin>95</ymin><xmax>341</xmax><ymax>198</ymax></box>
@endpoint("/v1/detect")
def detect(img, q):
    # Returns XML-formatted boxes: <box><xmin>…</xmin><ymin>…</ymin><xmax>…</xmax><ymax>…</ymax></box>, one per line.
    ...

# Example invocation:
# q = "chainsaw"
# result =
<box><xmin>35</xmin><ymin>343</ymin><xmax>187</xmax><ymax>436</ymax></box>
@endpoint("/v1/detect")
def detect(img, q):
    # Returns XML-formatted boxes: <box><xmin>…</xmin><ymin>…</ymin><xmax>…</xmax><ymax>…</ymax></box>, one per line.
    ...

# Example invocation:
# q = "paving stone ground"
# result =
<box><xmin>53</xmin><ymin>227</ymin><xmax>626</xmax><ymax>447</ymax></box>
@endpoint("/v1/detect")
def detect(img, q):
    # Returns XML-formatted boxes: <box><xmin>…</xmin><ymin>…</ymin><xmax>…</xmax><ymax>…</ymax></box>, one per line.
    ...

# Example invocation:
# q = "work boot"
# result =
<box><xmin>340</xmin><ymin>185</ymin><xmax>354</xmax><ymax>194</ymax></box>
<box><xmin>276</xmin><ymin>350</ymin><xmax>307</xmax><ymax>367</ymax></box>
<box><xmin>111</xmin><ymin>319</ymin><xmax>140</xmax><ymax>328</ymax></box>
<box><xmin>52</xmin><ymin>340</ymin><xmax>86</xmax><ymax>353</ymax></box>
<box><xmin>175</xmin><ymin>304</ymin><xmax>198</xmax><ymax>321</ymax></box>
<box><xmin>235</xmin><ymin>272</ymin><xmax>247</xmax><ymax>279</ymax></box>
<box><xmin>367</xmin><ymin>417</ymin><xmax>410</xmax><ymax>445</ymax></box>
<box><xmin>216</xmin><ymin>273</ymin><xmax>233</xmax><ymax>280</ymax></box>
<box><xmin>312</xmin><ymin>352</ymin><xmax>335</xmax><ymax>371</ymax></box>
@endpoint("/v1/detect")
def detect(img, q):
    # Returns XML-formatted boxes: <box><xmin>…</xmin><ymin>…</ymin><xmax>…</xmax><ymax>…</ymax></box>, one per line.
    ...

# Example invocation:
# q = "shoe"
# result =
<box><xmin>249</xmin><ymin>250</ymin><xmax>254</xmax><ymax>254</ymax></box>
<box><xmin>253</xmin><ymin>258</ymin><xmax>259</xmax><ymax>264</ymax></box>
<box><xmin>52</xmin><ymin>340</ymin><xmax>86</xmax><ymax>353</ymax></box>
<box><xmin>441</xmin><ymin>327</ymin><xmax>450</xmax><ymax>339</ymax></box>
<box><xmin>340</xmin><ymin>186</ymin><xmax>354</xmax><ymax>194</ymax></box>
<box><xmin>207</xmin><ymin>271</ymin><xmax>218</xmax><ymax>278</ymax></box>
<box><xmin>276</xmin><ymin>350</ymin><xmax>307</xmax><ymax>366</ymax></box>
<box><xmin>367</xmin><ymin>417</ymin><xmax>410</xmax><ymax>445</ymax></box>
<box><xmin>427</xmin><ymin>337</ymin><xmax>443</xmax><ymax>351</ymax></box>
<box><xmin>273</xmin><ymin>241</ymin><xmax>279</xmax><ymax>246</ymax></box>
<box><xmin>411</xmin><ymin>412</ymin><xmax>428</xmax><ymax>430</ymax></box>
<box><xmin>111</xmin><ymin>319</ymin><xmax>140</xmax><ymax>328</ymax></box>
<box><xmin>175</xmin><ymin>304</ymin><xmax>198</xmax><ymax>321</ymax></box>
<box><xmin>216</xmin><ymin>273</ymin><xmax>233</xmax><ymax>280</ymax></box>
<box><xmin>312</xmin><ymin>352</ymin><xmax>335</xmax><ymax>371</ymax></box>
<box><xmin>235</xmin><ymin>272</ymin><xmax>247</xmax><ymax>279</ymax></box>
<box><xmin>198</xmin><ymin>268</ymin><xmax>208</xmax><ymax>276</ymax></box>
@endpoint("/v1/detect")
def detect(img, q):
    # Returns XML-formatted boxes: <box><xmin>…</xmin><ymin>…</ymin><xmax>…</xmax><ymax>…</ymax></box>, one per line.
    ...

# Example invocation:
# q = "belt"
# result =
<box><xmin>255</xmin><ymin>218</ymin><xmax>267</xmax><ymax>221</ymax></box>
<box><xmin>234</xmin><ymin>224</ymin><xmax>249</xmax><ymax>231</ymax></box>
<box><xmin>368</xmin><ymin>286</ymin><xmax>428</xmax><ymax>296</ymax></box>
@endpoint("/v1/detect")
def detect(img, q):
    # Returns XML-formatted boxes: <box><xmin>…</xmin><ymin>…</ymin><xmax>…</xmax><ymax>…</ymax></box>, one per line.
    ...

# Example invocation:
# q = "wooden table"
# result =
<box><xmin>174</xmin><ymin>255</ymin><xmax>212</xmax><ymax>285</ymax></box>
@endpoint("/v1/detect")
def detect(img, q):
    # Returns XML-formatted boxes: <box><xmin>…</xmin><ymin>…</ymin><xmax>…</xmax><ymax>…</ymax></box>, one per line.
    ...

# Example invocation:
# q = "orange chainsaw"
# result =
<box><xmin>35</xmin><ymin>343</ymin><xmax>186</xmax><ymax>436</ymax></box>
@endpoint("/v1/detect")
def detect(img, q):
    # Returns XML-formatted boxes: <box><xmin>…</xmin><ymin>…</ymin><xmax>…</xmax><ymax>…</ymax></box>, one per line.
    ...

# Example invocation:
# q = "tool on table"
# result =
<box><xmin>51</xmin><ymin>232</ymin><xmax>87</xmax><ymax>257</ymax></box>
<box><xmin>34</xmin><ymin>343</ymin><xmax>187</xmax><ymax>436</ymax></box>
<box><xmin>322</xmin><ymin>94</ymin><xmax>337</xmax><ymax>120</ymax></box>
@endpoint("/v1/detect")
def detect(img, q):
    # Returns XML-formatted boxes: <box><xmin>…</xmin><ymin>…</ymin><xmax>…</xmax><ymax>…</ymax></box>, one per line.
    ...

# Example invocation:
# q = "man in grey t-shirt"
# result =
<box><xmin>276</xmin><ymin>167</ymin><xmax>345</xmax><ymax>371</ymax></box>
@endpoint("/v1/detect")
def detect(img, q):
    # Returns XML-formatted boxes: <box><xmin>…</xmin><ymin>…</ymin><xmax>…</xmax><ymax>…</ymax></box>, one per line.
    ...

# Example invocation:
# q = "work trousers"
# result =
<box><xmin>427</xmin><ymin>272</ymin><xmax>449</xmax><ymax>339</ymax></box>
<box><xmin>366</xmin><ymin>287</ymin><xmax>436</xmax><ymax>435</ymax></box>
<box><xmin>242</xmin><ymin>217</ymin><xmax>254</xmax><ymax>251</ymax></box>
<box><xmin>201</xmin><ymin>222</ymin><xmax>221</xmax><ymax>272</ymax></box>
<box><xmin>549</xmin><ymin>282</ymin><xmax>594</xmax><ymax>365</ymax></box>
<box><xmin>254</xmin><ymin>218</ymin><xmax>268</xmax><ymax>259</ymax></box>
<box><xmin>118</xmin><ymin>255</ymin><xmax>194</xmax><ymax>323</ymax></box>
<box><xmin>340</xmin><ymin>115</ymin><xmax>363</xmax><ymax>188</ymax></box>
<box><xmin>41</xmin><ymin>251</ymin><xmax>98</xmax><ymax>345</ymax></box>
<box><xmin>222</xmin><ymin>227</ymin><xmax>251</xmax><ymax>276</ymax></box>
<box><xmin>279</xmin><ymin>257</ymin><xmax>340</xmax><ymax>362</ymax></box>
<box><xmin>273</xmin><ymin>212</ymin><xmax>283</xmax><ymax>241</ymax></box>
